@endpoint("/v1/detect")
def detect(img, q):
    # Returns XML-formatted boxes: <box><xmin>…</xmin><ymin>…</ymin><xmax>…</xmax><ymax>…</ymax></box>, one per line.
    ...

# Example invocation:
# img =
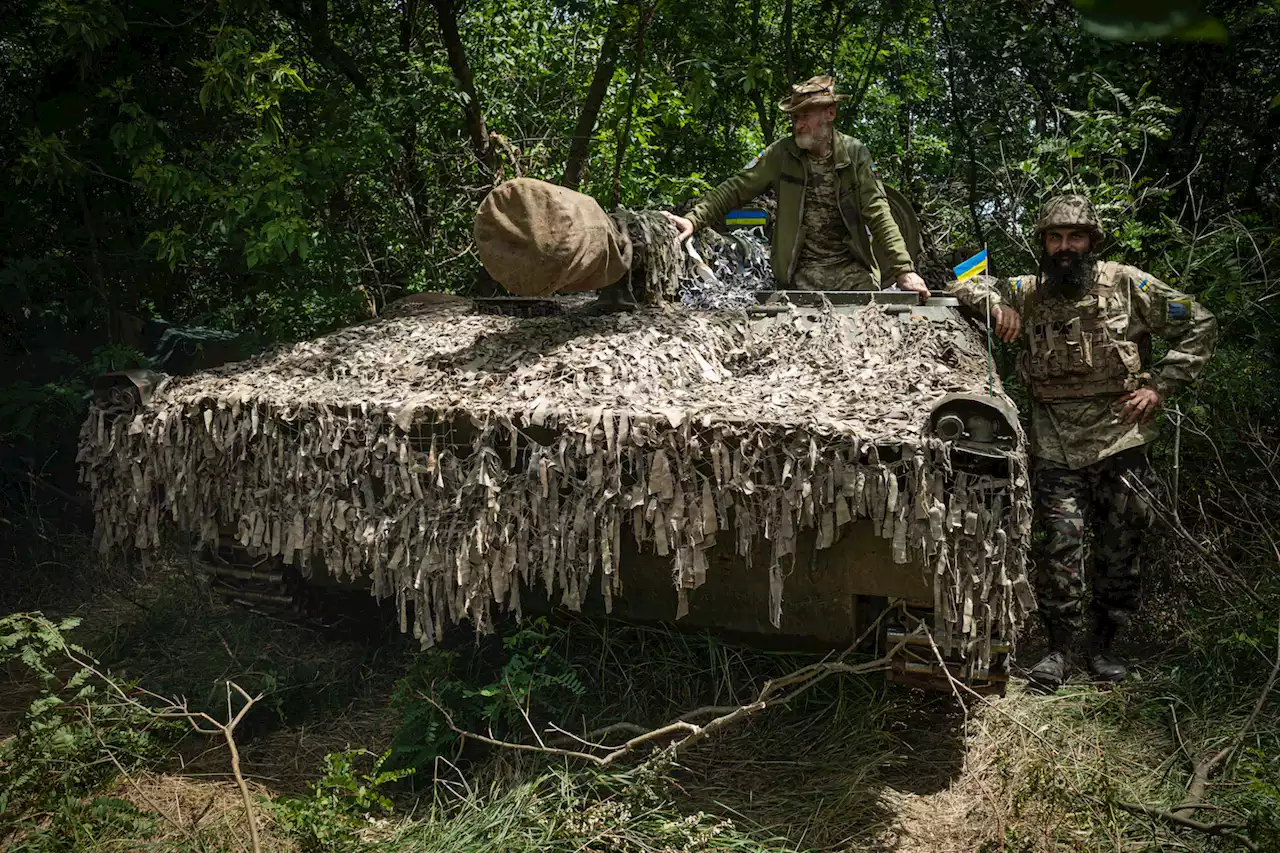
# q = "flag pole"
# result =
<box><xmin>983</xmin><ymin>242</ymin><xmax>994</xmax><ymax>397</ymax></box>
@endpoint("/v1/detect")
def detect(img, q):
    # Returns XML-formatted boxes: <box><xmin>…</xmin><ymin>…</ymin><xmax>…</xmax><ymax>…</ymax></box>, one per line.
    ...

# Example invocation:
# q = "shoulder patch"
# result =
<box><xmin>744</xmin><ymin>148</ymin><xmax>766</xmax><ymax>170</ymax></box>
<box><xmin>1137</xmin><ymin>278</ymin><xmax>1150</xmax><ymax>292</ymax></box>
<box><xmin>1167</xmin><ymin>297</ymin><xmax>1192</xmax><ymax>321</ymax></box>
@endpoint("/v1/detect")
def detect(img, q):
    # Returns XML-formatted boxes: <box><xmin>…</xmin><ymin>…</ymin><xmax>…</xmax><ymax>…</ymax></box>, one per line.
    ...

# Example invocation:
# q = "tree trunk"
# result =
<box><xmin>397</xmin><ymin>0</ymin><xmax>430</xmax><ymax>240</ymax></box>
<box><xmin>76</xmin><ymin>183</ymin><xmax>115</xmax><ymax>344</ymax></box>
<box><xmin>932</xmin><ymin>0</ymin><xmax>984</xmax><ymax>246</ymax></box>
<box><xmin>830</xmin><ymin>8</ymin><xmax>842</xmax><ymax>75</ymax></box>
<box><xmin>749</xmin><ymin>0</ymin><xmax>773</xmax><ymax>142</ymax></box>
<box><xmin>562</xmin><ymin>12</ymin><xmax>626</xmax><ymax>190</ymax></box>
<box><xmin>782</xmin><ymin>0</ymin><xmax>794</xmax><ymax>85</ymax></box>
<box><xmin>610</xmin><ymin>2</ymin><xmax>660</xmax><ymax>208</ymax></box>
<box><xmin>1243</xmin><ymin>119</ymin><xmax>1279</xmax><ymax>209</ymax></box>
<box><xmin>850</xmin><ymin>7</ymin><xmax>894</xmax><ymax>119</ymax></box>
<box><xmin>273</xmin><ymin>0</ymin><xmax>373</xmax><ymax>98</ymax></box>
<box><xmin>430</xmin><ymin>0</ymin><xmax>492</xmax><ymax>170</ymax></box>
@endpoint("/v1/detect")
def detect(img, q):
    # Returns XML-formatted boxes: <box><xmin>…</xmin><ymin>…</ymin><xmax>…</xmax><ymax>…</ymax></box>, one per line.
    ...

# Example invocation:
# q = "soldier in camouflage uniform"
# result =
<box><xmin>947</xmin><ymin>195</ymin><xmax>1217</xmax><ymax>689</ymax></box>
<box><xmin>663</xmin><ymin>75</ymin><xmax>930</xmax><ymax>299</ymax></box>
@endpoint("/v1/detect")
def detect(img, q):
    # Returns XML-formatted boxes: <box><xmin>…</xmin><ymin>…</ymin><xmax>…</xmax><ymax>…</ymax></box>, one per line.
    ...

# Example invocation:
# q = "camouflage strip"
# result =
<box><xmin>79</xmin><ymin>283</ymin><xmax>1033</xmax><ymax>665</ymax></box>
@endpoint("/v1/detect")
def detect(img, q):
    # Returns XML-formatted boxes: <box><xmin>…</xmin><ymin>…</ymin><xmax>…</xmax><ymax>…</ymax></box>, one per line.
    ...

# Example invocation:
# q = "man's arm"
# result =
<box><xmin>850</xmin><ymin>143</ymin><xmax>913</xmax><ymax>278</ymax></box>
<box><xmin>1130</xmin><ymin>269</ymin><xmax>1218</xmax><ymax>400</ymax></box>
<box><xmin>684</xmin><ymin>145</ymin><xmax>782</xmax><ymax>233</ymax></box>
<box><xmin>946</xmin><ymin>274</ymin><xmax>1025</xmax><ymax>343</ymax></box>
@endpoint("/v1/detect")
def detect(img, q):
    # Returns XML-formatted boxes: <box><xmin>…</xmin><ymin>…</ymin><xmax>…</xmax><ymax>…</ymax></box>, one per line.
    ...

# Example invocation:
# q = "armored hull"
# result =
<box><xmin>81</xmin><ymin>286</ymin><xmax>1031</xmax><ymax>693</ymax></box>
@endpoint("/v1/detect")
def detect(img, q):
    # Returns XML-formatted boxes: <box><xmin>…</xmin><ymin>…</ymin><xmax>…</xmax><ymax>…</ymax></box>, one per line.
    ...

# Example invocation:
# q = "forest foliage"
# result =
<box><xmin>3</xmin><ymin>0</ymin><xmax>1277</xmax><ymax>362</ymax></box>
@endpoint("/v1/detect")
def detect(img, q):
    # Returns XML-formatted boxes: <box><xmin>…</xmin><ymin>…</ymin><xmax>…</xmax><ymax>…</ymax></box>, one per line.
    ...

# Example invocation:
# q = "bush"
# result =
<box><xmin>389</xmin><ymin>617</ymin><xmax>586</xmax><ymax>774</ymax></box>
<box><xmin>0</xmin><ymin>615</ymin><xmax>181</xmax><ymax>829</ymax></box>
<box><xmin>269</xmin><ymin>749</ymin><xmax>413</xmax><ymax>852</ymax></box>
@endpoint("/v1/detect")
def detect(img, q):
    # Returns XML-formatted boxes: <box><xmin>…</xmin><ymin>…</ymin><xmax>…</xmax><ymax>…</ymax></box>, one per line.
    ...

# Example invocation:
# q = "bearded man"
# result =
<box><xmin>947</xmin><ymin>195</ymin><xmax>1217</xmax><ymax>690</ymax></box>
<box><xmin>663</xmin><ymin>75</ymin><xmax>930</xmax><ymax>297</ymax></box>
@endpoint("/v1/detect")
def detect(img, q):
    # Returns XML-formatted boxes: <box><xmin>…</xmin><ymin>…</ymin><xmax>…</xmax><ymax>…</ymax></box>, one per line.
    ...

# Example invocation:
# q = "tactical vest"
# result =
<box><xmin>1019</xmin><ymin>266</ymin><xmax>1149</xmax><ymax>401</ymax></box>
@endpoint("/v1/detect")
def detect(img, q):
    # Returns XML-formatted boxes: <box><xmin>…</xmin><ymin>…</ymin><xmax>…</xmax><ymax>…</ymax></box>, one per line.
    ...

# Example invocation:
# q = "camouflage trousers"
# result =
<box><xmin>791</xmin><ymin>257</ymin><xmax>877</xmax><ymax>291</ymax></box>
<box><xmin>1032</xmin><ymin>447</ymin><xmax>1157</xmax><ymax>634</ymax></box>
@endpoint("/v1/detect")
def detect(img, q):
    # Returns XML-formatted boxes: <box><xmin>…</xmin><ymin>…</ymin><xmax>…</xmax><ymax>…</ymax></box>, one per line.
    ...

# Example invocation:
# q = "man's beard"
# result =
<box><xmin>1040</xmin><ymin>249</ymin><xmax>1097</xmax><ymax>297</ymax></box>
<box><xmin>794</xmin><ymin>123</ymin><xmax>833</xmax><ymax>153</ymax></box>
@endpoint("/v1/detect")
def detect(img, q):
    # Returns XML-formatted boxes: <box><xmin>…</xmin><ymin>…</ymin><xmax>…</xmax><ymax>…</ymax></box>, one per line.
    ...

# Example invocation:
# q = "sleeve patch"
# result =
<box><xmin>744</xmin><ymin>149</ymin><xmax>766</xmax><ymax>169</ymax></box>
<box><xmin>1137</xmin><ymin>278</ymin><xmax>1150</xmax><ymax>292</ymax></box>
<box><xmin>1167</xmin><ymin>298</ymin><xmax>1192</xmax><ymax>321</ymax></box>
<box><xmin>1013</xmin><ymin>277</ymin><xmax>1024</xmax><ymax>292</ymax></box>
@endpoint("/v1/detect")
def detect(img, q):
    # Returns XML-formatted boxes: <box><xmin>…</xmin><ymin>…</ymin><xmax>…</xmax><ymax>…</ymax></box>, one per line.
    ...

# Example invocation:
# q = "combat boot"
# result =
<box><xmin>1088</xmin><ymin>615</ymin><xmax>1127</xmax><ymax>683</ymax></box>
<box><xmin>1027</xmin><ymin>623</ymin><xmax>1073</xmax><ymax>692</ymax></box>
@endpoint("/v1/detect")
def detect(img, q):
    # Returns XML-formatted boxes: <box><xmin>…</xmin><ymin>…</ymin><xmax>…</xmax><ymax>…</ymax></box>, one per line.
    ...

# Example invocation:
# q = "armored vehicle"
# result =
<box><xmin>80</xmin><ymin>200</ymin><xmax>1032</xmax><ymax>694</ymax></box>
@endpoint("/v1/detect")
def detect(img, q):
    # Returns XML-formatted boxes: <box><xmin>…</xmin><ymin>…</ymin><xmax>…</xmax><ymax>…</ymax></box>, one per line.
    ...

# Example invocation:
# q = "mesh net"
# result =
<box><xmin>79</xmin><ymin>230</ymin><xmax>1033</xmax><ymax>665</ymax></box>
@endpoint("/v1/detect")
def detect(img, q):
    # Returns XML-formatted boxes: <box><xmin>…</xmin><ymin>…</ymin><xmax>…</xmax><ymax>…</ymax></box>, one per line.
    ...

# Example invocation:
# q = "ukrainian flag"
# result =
<box><xmin>953</xmin><ymin>248</ymin><xmax>988</xmax><ymax>283</ymax></box>
<box><xmin>726</xmin><ymin>208</ymin><xmax>768</xmax><ymax>228</ymax></box>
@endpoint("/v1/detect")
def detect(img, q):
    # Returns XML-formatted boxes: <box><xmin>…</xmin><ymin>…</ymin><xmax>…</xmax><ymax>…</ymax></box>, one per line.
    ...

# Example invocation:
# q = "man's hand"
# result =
<box><xmin>896</xmin><ymin>271</ymin><xmax>930</xmax><ymax>302</ymax></box>
<box><xmin>1119</xmin><ymin>388</ymin><xmax>1161</xmax><ymax>424</ymax></box>
<box><xmin>661</xmin><ymin>211</ymin><xmax>694</xmax><ymax>242</ymax></box>
<box><xmin>993</xmin><ymin>305</ymin><xmax>1021</xmax><ymax>343</ymax></box>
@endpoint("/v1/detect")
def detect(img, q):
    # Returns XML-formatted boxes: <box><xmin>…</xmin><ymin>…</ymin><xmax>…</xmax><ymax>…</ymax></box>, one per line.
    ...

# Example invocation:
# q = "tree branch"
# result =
<box><xmin>849</xmin><ymin>6</ymin><xmax>894</xmax><ymax>119</ymax></box>
<box><xmin>562</xmin><ymin>7</ymin><xmax>626</xmax><ymax>189</ymax></box>
<box><xmin>425</xmin><ymin>647</ymin><xmax>900</xmax><ymax>770</ymax></box>
<box><xmin>430</xmin><ymin>0</ymin><xmax>493</xmax><ymax>170</ymax></box>
<box><xmin>1116</xmin><ymin>618</ymin><xmax>1278</xmax><ymax>853</ymax></box>
<box><xmin>1117</xmin><ymin>803</ymin><xmax>1258</xmax><ymax>852</ymax></box>
<box><xmin>273</xmin><ymin>0</ymin><xmax>373</xmax><ymax>99</ymax></box>
<box><xmin>610</xmin><ymin>0</ymin><xmax>661</xmax><ymax>208</ymax></box>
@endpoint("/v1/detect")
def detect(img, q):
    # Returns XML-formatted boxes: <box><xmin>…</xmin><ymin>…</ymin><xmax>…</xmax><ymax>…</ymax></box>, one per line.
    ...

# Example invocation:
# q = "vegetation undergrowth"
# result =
<box><xmin>3</xmin><ymin>552</ymin><xmax>1274</xmax><ymax>853</ymax></box>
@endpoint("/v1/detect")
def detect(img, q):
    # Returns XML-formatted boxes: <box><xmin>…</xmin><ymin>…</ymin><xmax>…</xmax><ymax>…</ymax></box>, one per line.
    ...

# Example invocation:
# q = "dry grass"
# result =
<box><xmin>106</xmin><ymin>770</ymin><xmax>298</xmax><ymax>853</ymax></box>
<box><xmin>4</xmin><ymin>555</ymin><xmax>1274</xmax><ymax>853</ymax></box>
<box><xmin>873</xmin><ymin>679</ymin><xmax>1217</xmax><ymax>853</ymax></box>
<box><xmin>234</xmin><ymin>702</ymin><xmax>400</xmax><ymax>794</ymax></box>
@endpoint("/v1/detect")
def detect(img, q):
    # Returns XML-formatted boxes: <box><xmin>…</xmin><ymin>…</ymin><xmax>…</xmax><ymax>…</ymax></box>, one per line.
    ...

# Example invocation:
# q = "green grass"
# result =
<box><xmin>2</xmin><ymin>545</ymin><xmax>1278</xmax><ymax>853</ymax></box>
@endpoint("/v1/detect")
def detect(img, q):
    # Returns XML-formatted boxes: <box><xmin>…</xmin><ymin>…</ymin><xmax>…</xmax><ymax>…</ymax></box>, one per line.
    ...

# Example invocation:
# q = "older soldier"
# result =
<box><xmin>948</xmin><ymin>195</ymin><xmax>1217</xmax><ymax>689</ymax></box>
<box><xmin>663</xmin><ymin>75</ymin><xmax>930</xmax><ymax>298</ymax></box>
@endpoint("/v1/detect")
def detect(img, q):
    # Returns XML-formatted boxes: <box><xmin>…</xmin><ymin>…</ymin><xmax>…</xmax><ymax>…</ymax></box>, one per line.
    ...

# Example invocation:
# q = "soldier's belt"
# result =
<box><xmin>1030</xmin><ymin>374</ymin><xmax>1149</xmax><ymax>401</ymax></box>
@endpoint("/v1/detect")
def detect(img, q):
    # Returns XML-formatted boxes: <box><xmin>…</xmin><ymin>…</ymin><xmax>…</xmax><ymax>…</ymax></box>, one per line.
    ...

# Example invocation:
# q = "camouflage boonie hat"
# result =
<box><xmin>1034</xmin><ymin>194</ymin><xmax>1105</xmax><ymax>244</ymax></box>
<box><xmin>778</xmin><ymin>75</ymin><xmax>850</xmax><ymax>113</ymax></box>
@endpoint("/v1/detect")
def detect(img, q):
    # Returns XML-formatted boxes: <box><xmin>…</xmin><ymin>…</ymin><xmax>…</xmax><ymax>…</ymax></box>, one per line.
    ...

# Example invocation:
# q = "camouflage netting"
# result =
<box><xmin>78</xmin><ymin>297</ymin><xmax>1034</xmax><ymax>666</ymax></box>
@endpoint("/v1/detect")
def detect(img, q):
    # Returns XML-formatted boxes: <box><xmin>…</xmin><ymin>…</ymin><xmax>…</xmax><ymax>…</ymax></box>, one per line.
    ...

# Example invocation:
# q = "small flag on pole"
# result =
<box><xmin>953</xmin><ymin>247</ymin><xmax>989</xmax><ymax>283</ymax></box>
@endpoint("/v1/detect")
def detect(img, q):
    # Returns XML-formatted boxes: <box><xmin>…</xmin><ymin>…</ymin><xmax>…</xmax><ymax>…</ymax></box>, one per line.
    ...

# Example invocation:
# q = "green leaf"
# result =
<box><xmin>1072</xmin><ymin>0</ymin><xmax>1227</xmax><ymax>42</ymax></box>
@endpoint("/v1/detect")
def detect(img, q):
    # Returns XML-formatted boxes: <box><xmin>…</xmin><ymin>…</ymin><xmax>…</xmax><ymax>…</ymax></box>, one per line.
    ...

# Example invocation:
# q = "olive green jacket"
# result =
<box><xmin>685</xmin><ymin>132</ymin><xmax>914</xmax><ymax>286</ymax></box>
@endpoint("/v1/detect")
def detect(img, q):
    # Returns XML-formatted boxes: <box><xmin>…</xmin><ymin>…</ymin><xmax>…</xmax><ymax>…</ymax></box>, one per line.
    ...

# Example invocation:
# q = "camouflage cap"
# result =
<box><xmin>778</xmin><ymin>74</ymin><xmax>850</xmax><ymax>113</ymax></box>
<box><xmin>1034</xmin><ymin>194</ymin><xmax>1105</xmax><ymax>243</ymax></box>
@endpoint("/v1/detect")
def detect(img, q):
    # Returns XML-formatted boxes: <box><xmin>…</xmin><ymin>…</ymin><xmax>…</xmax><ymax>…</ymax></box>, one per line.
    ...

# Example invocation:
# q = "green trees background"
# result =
<box><xmin>2</xmin><ymin>0</ymin><xmax>1278</xmax><ymax>531</ymax></box>
<box><xmin>3</xmin><ymin>0</ymin><xmax>1275</xmax><ymax>342</ymax></box>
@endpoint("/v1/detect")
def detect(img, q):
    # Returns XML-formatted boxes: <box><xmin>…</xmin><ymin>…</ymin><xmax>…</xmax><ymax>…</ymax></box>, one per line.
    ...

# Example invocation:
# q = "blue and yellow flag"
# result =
<box><xmin>725</xmin><ymin>208</ymin><xmax>768</xmax><ymax>228</ymax></box>
<box><xmin>953</xmin><ymin>248</ymin><xmax>988</xmax><ymax>283</ymax></box>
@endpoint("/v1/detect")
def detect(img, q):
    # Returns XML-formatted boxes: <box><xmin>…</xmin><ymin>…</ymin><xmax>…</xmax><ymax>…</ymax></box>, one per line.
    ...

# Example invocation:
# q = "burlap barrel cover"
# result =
<box><xmin>474</xmin><ymin>178</ymin><xmax>633</xmax><ymax>296</ymax></box>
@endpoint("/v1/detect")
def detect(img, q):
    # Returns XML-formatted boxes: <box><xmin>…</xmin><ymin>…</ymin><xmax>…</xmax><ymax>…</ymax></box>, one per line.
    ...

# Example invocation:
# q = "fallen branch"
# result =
<box><xmin>30</xmin><ymin>620</ymin><xmax>266</xmax><ymax>853</ymax></box>
<box><xmin>1118</xmin><ymin>616</ymin><xmax>1279</xmax><ymax>853</ymax></box>
<box><xmin>541</xmin><ymin>606</ymin><xmax>900</xmax><ymax>753</ymax></box>
<box><xmin>1118</xmin><ymin>803</ymin><xmax>1258</xmax><ymax>853</ymax></box>
<box><xmin>163</xmin><ymin>682</ymin><xmax>264</xmax><ymax>853</ymax></box>
<box><xmin>425</xmin><ymin>640</ymin><xmax>904</xmax><ymax>769</ymax></box>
